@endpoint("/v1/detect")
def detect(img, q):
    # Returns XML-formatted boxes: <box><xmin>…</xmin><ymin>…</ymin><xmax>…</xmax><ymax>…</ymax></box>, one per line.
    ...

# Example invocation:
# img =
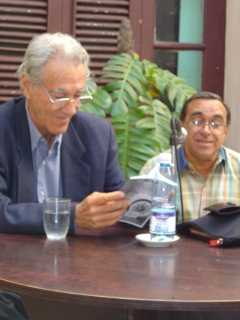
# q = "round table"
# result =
<box><xmin>0</xmin><ymin>232</ymin><xmax>240</xmax><ymax>318</ymax></box>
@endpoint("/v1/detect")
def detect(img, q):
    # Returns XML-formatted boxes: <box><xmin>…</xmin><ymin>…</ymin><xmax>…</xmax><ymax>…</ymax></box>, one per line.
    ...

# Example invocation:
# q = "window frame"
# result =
<box><xmin>130</xmin><ymin>0</ymin><xmax>226</xmax><ymax>96</ymax></box>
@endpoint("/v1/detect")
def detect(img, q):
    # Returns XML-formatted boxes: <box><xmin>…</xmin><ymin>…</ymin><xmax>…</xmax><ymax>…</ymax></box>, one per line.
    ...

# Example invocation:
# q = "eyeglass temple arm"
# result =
<box><xmin>80</xmin><ymin>95</ymin><xmax>93</xmax><ymax>101</ymax></box>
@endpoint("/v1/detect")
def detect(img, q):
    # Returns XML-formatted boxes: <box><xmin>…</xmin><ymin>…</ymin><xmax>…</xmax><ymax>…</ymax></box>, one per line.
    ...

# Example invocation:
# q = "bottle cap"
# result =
<box><xmin>158</xmin><ymin>152</ymin><xmax>172</xmax><ymax>164</ymax></box>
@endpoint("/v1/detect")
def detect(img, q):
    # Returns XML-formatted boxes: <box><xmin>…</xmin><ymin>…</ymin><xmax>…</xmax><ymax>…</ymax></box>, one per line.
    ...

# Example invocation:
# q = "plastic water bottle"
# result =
<box><xmin>150</xmin><ymin>157</ymin><xmax>177</xmax><ymax>240</ymax></box>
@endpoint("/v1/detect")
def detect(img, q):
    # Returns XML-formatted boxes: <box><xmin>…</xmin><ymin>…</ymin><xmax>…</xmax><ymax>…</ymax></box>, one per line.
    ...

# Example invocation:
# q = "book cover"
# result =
<box><xmin>120</xmin><ymin>177</ymin><xmax>153</xmax><ymax>228</ymax></box>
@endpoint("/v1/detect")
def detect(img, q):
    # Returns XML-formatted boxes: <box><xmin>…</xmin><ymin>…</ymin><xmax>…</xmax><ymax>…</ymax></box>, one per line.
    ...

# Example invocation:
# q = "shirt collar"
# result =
<box><xmin>177</xmin><ymin>145</ymin><xmax>226</xmax><ymax>172</ymax></box>
<box><xmin>217</xmin><ymin>147</ymin><xmax>226</xmax><ymax>166</ymax></box>
<box><xmin>25</xmin><ymin>104</ymin><xmax>62</xmax><ymax>152</ymax></box>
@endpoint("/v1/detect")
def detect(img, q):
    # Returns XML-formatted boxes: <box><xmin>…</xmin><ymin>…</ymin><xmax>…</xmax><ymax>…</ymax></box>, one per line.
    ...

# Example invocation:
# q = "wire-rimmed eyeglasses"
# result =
<box><xmin>190</xmin><ymin>118</ymin><xmax>226</xmax><ymax>130</ymax></box>
<box><xmin>42</xmin><ymin>86</ymin><xmax>92</xmax><ymax>109</ymax></box>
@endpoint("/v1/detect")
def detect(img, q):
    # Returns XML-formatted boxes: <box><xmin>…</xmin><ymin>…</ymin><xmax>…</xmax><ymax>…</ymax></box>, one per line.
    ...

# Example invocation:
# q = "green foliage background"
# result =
<box><xmin>82</xmin><ymin>53</ymin><xmax>196</xmax><ymax>178</ymax></box>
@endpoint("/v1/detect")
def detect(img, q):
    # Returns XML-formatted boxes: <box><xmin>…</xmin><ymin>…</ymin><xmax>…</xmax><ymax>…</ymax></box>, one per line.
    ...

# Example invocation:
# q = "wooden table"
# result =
<box><xmin>0</xmin><ymin>232</ymin><xmax>240</xmax><ymax>319</ymax></box>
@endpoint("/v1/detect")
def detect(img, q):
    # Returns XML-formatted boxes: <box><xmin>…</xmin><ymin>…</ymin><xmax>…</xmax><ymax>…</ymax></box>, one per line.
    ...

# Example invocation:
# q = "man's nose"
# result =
<box><xmin>201</xmin><ymin>122</ymin><xmax>212</xmax><ymax>133</ymax></box>
<box><xmin>63</xmin><ymin>99</ymin><xmax>78</xmax><ymax>116</ymax></box>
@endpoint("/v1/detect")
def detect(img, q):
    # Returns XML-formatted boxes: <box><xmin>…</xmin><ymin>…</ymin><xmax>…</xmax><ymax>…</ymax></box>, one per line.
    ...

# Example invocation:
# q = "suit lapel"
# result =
<box><xmin>14</xmin><ymin>99</ymin><xmax>37</xmax><ymax>202</ymax></box>
<box><xmin>61</xmin><ymin>122</ymin><xmax>90</xmax><ymax>201</ymax></box>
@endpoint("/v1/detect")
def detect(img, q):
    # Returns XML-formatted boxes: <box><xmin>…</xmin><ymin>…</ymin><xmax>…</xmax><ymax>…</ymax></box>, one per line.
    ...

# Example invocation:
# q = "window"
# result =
<box><xmin>132</xmin><ymin>0</ymin><xmax>226</xmax><ymax>96</ymax></box>
<box><xmin>155</xmin><ymin>0</ymin><xmax>204</xmax><ymax>90</ymax></box>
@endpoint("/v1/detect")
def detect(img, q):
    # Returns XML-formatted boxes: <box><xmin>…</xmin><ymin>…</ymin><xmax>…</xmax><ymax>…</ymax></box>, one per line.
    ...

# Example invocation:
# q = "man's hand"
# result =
<box><xmin>75</xmin><ymin>191</ymin><xmax>129</xmax><ymax>230</ymax></box>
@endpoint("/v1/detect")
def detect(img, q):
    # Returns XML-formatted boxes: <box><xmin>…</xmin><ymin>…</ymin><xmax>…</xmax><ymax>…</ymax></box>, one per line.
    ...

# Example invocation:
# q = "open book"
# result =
<box><xmin>120</xmin><ymin>171</ymin><xmax>178</xmax><ymax>228</ymax></box>
<box><xmin>120</xmin><ymin>177</ymin><xmax>154</xmax><ymax>228</ymax></box>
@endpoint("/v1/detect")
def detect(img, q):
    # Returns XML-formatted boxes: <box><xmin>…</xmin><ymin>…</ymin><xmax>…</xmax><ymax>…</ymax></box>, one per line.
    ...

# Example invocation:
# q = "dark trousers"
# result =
<box><xmin>0</xmin><ymin>291</ymin><xmax>29</xmax><ymax>320</ymax></box>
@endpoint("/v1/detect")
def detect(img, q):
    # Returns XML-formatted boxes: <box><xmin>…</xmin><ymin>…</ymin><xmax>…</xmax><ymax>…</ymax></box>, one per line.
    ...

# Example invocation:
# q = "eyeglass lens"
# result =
<box><xmin>191</xmin><ymin>119</ymin><xmax>224</xmax><ymax>129</ymax></box>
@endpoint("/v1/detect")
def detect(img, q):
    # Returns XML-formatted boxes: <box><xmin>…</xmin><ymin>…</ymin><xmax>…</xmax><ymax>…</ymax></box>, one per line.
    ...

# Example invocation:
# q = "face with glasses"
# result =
<box><xmin>20</xmin><ymin>55</ymin><xmax>88</xmax><ymax>144</ymax></box>
<box><xmin>182</xmin><ymin>98</ymin><xmax>229</xmax><ymax>164</ymax></box>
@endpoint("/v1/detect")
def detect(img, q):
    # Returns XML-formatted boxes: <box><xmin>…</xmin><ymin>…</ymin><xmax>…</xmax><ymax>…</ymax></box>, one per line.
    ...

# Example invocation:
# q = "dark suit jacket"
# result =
<box><xmin>0</xmin><ymin>97</ymin><xmax>124</xmax><ymax>234</ymax></box>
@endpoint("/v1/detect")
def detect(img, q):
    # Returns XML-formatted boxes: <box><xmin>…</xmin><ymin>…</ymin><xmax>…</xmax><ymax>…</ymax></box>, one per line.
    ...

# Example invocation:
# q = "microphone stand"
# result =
<box><xmin>170</xmin><ymin>116</ymin><xmax>184</xmax><ymax>224</ymax></box>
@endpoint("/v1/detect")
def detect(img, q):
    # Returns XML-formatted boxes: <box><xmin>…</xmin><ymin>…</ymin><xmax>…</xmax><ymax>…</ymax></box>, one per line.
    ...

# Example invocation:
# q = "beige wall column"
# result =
<box><xmin>224</xmin><ymin>0</ymin><xmax>240</xmax><ymax>151</ymax></box>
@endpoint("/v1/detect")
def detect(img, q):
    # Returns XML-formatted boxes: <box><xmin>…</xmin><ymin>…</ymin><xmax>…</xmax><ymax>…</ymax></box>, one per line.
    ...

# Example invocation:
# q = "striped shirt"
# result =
<box><xmin>140</xmin><ymin>146</ymin><xmax>240</xmax><ymax>222</ymax></box>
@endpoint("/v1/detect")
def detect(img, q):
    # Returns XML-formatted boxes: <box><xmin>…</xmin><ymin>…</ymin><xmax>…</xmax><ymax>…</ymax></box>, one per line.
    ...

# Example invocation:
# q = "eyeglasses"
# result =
<box><xmin>42</xmin><ymin>86</ymin><xmax>92</xmax><ymax>109</ymax></box>
<box><xmin>190</xmin><ymin>118</ymin><xmax>226</xmax><ymax>130</ymax></box>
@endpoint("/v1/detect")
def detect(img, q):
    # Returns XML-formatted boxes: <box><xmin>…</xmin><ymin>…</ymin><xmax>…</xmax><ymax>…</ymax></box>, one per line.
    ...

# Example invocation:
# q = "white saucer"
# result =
<box><xmin>135</xmin><ymin>233</ymin><xmax>180</xmax><ymax>248</ymax></box>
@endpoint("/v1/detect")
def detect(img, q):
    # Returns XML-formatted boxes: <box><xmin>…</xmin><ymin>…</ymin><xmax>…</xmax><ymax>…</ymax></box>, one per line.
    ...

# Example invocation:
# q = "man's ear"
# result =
<box><xmin>224</xmin><ymin>125</ymin><xmax>229</xmax><ymax>136</ymax></box>
<box><xmin>19</xmin><ymin>74</ymin><xmax>32</xmax><ymax>98</ymax></box>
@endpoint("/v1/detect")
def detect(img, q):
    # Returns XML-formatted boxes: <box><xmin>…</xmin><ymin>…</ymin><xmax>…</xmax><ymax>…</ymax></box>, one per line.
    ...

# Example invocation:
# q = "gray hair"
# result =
<box><xmin>17</xmin><ymin>32</ymin><xmax>90</xmax><ymax>84</ymax></box>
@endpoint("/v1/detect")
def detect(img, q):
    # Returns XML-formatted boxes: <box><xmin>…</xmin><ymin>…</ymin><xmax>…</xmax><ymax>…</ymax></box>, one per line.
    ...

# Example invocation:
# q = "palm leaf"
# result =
<box><xmin>80</xmin><ymin>88</ymin><xmax>111</xmax><ymax>117</ymax></box>
<box><xmin>83</xmin><ymin>53</ymin><xmax>196</xmax><ymax>178</ymax></box>
<box><xmin>102</xmin><ymin>53</ymin><xmax>147</xmax><ymax>117</ymax></box>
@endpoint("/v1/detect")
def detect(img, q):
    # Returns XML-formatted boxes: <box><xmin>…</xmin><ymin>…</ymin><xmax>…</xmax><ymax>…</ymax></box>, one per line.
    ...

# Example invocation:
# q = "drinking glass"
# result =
<box><xmin>43</xmin><ymin>198</ymin><xmax>71</xmax><ymax>240</ymax></box>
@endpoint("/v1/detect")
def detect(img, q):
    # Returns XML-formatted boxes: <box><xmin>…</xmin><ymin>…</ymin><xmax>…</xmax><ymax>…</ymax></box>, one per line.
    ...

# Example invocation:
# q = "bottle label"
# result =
<box><xmin>150</xmin><ymin>206</ymin><xmax>176</xmax><ymax>236</ymax></box>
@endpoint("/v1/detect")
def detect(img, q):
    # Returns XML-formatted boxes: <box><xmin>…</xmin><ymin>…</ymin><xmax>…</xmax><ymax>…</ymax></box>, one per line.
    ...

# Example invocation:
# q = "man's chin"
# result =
<box><xmin>194</xmin><ymin>151</ymin><xmax>216</xmax><ymax>161</ymax></box>
<box><xmin>50</xmin><ymin>127</ymin><xmax>68</xmax><ymax>136</ymax></box>
<box><xmin>54</xmin><ymin>122</ymin><xmax>70</xmax><ymax>134</ymax></box>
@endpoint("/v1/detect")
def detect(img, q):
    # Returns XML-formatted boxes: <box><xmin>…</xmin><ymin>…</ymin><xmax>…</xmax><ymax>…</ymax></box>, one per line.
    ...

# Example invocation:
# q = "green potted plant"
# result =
<box><xmin>81</xmin><ymin>18</ymin><xmax>195</xmax><ymax>178</ymax></box>
<box><xmin>82</xmin><ymin>52</ymin><xmax>196</xmax><ymax>179</ymax></box>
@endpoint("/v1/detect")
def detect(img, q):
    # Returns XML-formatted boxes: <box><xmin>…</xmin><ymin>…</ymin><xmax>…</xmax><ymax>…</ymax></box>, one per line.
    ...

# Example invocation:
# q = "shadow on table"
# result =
<box><xmin>133</xmin><ymin>310</ymin><xmax>240</xmax><ymax>320</ymax></box>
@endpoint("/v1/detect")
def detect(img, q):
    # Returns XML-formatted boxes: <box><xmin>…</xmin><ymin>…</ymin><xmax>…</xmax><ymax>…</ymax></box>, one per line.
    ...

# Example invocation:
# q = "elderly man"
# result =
<box><xmin>0</xmin><ymin>32</ymin><xmax>128</xmax><ymax>234</ymax></box>
<box><xmin>141</xmin><ymin>91</ymin><xmax>240</xmax><ymax>222</ymax></box>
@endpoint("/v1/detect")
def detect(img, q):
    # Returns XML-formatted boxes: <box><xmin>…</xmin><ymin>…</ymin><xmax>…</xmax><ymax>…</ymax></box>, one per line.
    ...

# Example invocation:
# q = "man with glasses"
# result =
<box><xmin>141</xmin><ymin>91</ymin><xmax>240</xmax><ymax>221</ymax></box>
<box><xmin>0</xmin><ymin>32</ymin><xmax>128</xmax><ymax>234</ymax></box>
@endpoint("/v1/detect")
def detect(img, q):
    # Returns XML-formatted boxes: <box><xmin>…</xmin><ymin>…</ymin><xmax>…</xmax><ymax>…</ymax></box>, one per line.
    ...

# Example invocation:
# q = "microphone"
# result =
<box><xmin>170</xmin><ymin>117</ymin><xmax>187</xmax><ymax>145</ymax></box>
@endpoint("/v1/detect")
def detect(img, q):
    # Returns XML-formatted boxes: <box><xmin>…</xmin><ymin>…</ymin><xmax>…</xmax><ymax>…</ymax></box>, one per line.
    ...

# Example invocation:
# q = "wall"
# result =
<box><xmin>224</xmin><ymin>0</ymin><xmax>240</xmax><ymax>151</ymax></box>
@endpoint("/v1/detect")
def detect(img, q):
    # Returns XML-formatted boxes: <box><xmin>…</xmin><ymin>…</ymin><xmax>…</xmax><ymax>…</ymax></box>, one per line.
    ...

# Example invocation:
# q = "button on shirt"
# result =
<box><xmin>141</xmin><ymin>146</ymin><xmax>240</xmax><ymax>222</ymax></box>
<box><xmin>26</xmin><ymin>106</ymin><xmax>63</xmax><ymax>203</ymax></box>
